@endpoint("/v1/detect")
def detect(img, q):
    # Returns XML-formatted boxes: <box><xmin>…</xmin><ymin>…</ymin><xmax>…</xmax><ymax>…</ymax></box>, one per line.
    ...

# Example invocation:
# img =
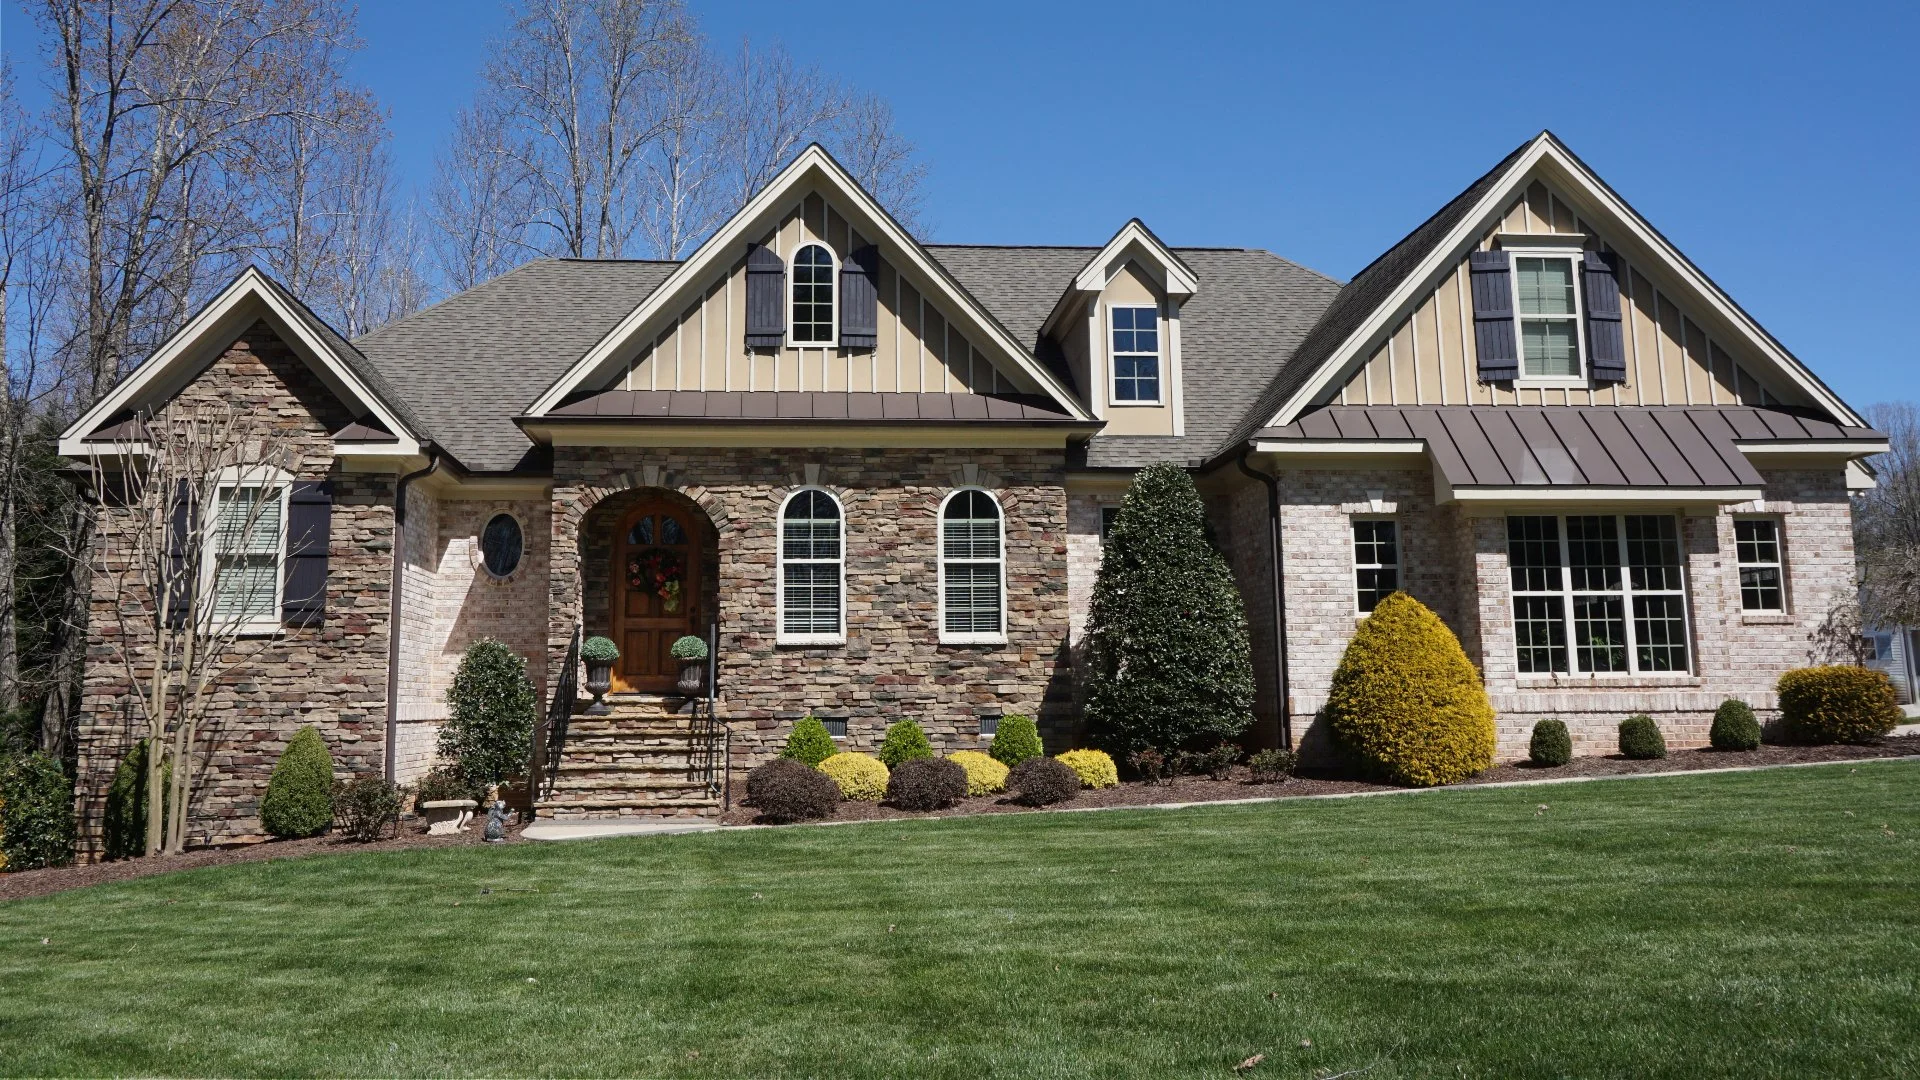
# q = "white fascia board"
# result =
<box><xmin>1735</xmin><ymin>440</ymin><xmax>1889</xmax><ymax>457</ymax></box>
<box><xmin>1443</xmin><ymin>485</ymin><xmax>1763</xmax><ymax>505</ymax></box>
<box><xmin>525</xmin><ymin>146</ymin><xmax>1092</xmax><ymax>423</ymax></box>
<box><xmin>1251</xmin><ymin>439</ymin><xmax>1426</xmax><ymax>455</ymax></box>
<box><xmin>59</xmin><ymin>267</ymin><xmax>421</xmax><ymax>457</ymax></box>
<box><xmin>1266</xmin><ymin>134</ymin><xmax>1864</xmax><ymax>430</ymax></box>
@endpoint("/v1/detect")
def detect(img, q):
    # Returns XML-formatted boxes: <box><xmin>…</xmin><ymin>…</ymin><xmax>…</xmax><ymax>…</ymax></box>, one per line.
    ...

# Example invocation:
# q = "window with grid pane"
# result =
<box><xmin>211</xmin><ymin>485</ymin><xmax>283</xmax><ymax>626</ymax></box>
<box><xmin>1352</xmin><ymin>519</ymin><xmax>1398</xmax><ymax>613</ymax></box>
<box><xmin>790</xmin><ymin>244</ymin><xmax>835</xmax><ymax>344</ymax></box>
<box><xmin>1507</xmin><ymin>514</ymin><xmax>1689</xmax><ymax>675</ymax></box>
<box><xmin>779</xmin><ymin>489</ymin><xmax>842</xmax><ymax>640</ymax></box>
<box><xmin>1733</xmin><ymin>517</ymin><xmax>1784</xmax><ymax>611</ymax></box>
<box><xmin>941</xmin><ymin>489</ymin><xmax>1003</xmax><ymax>639</ymax></box>
<box><xmin>1514</xmin><ymin>255</ymin><xmax>1582</xmax><ymax>379</ymax></box>
<box><xmin>1109</xmin><ymin>305</ymin><xmax>1161</xmax><ymax>403</ymax></box>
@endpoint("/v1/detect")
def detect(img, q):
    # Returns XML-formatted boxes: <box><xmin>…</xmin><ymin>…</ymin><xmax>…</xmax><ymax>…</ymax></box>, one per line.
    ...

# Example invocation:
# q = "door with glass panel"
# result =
<box><xmin>611</xmin><ymin>500</ymin><xmax>702</xmax><ymax>692</ymax></box>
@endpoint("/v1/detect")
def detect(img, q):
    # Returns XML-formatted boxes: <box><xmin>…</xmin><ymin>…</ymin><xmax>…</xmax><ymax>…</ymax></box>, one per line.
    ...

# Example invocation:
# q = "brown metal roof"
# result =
<box><xmin>536</xmin><ymin>390</ymin><xmax>1085</xmax><ymax>425</ymax></box>
<box><xmin>1255</xmin><ymin>406</ymin><xmax>1883</xmax><ymax>490</ymax></box>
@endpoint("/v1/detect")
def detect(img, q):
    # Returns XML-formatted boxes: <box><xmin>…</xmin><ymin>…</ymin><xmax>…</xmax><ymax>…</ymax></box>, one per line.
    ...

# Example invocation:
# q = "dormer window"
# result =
<box><xmin>1110</xmin><ymin>305</ymin><xmax>1161</xmax><ymax>404</ymax></box>
<box><xmin>1514</xmin><ymin>254</ymin><xmax>1582</xmax><ymax>380</ymax></box>
<box><xmin>790</xmin><ymin>243</ymin><xmax>836</xmax><ymax>345</ymax></box>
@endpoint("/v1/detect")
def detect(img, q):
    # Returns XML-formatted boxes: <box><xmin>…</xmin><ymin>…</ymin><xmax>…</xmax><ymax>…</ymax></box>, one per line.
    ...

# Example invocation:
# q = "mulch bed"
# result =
<box><xmin>0</xmin><ymin>818</ymin><xmax>529</xmax><ymax>903</ymax></box>
<box><xmin>721</xmin><ymin>737</ymin><xmax>1920</xmax><ymax>826</ymax></box>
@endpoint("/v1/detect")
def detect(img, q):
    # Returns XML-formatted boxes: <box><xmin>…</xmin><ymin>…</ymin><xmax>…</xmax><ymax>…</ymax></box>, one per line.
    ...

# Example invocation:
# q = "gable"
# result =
<box><xmin>619</xmin><ymin>190</ymin><xmax>1037</xmax><ymax>396</ymax></box>
<box><xmin>526</xmin><ymin>146</ymin><xmax>1091</xmax><ymax>422</ymax></box>
<box><xmin>1330</xmin><ymin>177</ymin><xmax>1805</xmax><ymax>409</ymax></box>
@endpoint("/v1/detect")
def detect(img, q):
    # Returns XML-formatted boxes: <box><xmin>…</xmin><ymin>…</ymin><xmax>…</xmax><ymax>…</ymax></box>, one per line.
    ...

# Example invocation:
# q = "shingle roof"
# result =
<box><xmin>253</xmin><ymin>271</ymin><xmax>433</xmax><ymax>442</ymax></box>
<box><xmin>354</xmin><ymin>259</ymin><xmax>677</xmax><ymax>471</ymax></box>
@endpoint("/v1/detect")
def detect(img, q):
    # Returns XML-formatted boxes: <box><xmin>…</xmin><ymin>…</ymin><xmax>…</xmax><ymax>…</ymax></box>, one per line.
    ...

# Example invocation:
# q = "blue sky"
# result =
<box><xmin>5</xmin><ymin>0</ymin><xmax>1916</xmax><ymax>408</ymax></box>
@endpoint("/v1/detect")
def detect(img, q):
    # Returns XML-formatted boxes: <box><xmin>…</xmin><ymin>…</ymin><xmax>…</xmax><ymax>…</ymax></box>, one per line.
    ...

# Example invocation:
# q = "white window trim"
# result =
<box><xmin>787</xmin><ymin>242</ymin><xmax>838</xmax><ymax>349</ymax></box>
<box><xmin>1508</xmin><ymin>247</ymin><xmax>1588</xmax><ymax>387</ymax></box>
<box><xmin>775</xmin><ymin>487</ymin><xmax>845</xmax><ymax>646</ymax></box>
<box><xmin>1732</xmin><ymin>515</ymin><xmax>1788</xmax><ymax>613</ymax></box>
<box><xmin>201</xmin><ymin>465</ymin><xmax>292</xmax><ymax>638</ymax></box>
<box><xmin>1352</xmin><ymin>517</ymin><xmax>1399</xmax><ymax>615</ymax></box>
<box><xmin>937</xmin><ymin>487</ymin><xmax>1008</xmax><ymax>646</ymax></box>
<box><xmin>1107</xmin><ymin>303</ymin><xmax>1164</xmax><ymax>406</ymax></box>
<box><xmin>1508</xmin><ymin>514</ymin><xmax>1694</xmax><ymax>677</ymax></box>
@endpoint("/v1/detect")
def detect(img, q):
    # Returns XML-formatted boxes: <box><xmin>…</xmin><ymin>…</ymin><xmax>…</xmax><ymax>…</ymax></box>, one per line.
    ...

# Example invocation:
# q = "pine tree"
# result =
<box><xmin>1084</xmin><ymin>463</ymin><xmax>1255</xmax><ymax>755</ymax></box>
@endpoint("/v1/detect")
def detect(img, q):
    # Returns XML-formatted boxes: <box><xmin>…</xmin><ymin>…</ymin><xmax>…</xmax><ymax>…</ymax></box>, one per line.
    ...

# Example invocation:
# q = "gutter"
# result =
<box><xmin>385</xmin><ymin>451</ymin><xmax>442</xmax><ymax>781</ymax></box>
<box><xmin>1235</xmin><ymin>447</ymin><xmax>1292</xmax><ymax>751</ymax></box>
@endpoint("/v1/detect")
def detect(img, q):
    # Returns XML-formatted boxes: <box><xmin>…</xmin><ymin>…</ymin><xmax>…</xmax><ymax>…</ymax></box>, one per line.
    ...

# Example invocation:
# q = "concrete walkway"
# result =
<box><xmin>522</xmin><ymin>819</ymin><xmax>719</xmax><ymax>842</ymax></box>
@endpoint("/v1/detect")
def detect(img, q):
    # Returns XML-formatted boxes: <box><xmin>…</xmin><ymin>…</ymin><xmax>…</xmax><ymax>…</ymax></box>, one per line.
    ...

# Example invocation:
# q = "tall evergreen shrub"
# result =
<box><xmin>441</xmin><ymin>639</ymin><xmax>538</xmax><ymax>787</ymax></box>
<box><xmin>260</xmin><ymin>726</ymin><xmax>335</xmax><ymax>838</ymax></box>
<box><xmin>1083</xmin><ymin>463</ymin><xmax>1255</xmax><ymax>755</ymax></box>
<box><xmin>0</xmin><ymin>751</ymin><xmax>75</xmax><ymax>869</ymax></box>
<box><xmin>1325</xmin><ymin>592</ymin><xmax>1495</xmax><ymax>786</ymax></box>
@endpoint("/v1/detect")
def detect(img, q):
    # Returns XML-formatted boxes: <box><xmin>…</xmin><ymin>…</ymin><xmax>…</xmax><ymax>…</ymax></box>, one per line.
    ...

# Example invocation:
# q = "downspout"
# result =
<box><xmin>385</xmin><ymin>452</ymin><xmax>442</xmax><ymax>781</ymax></box>
<box><xmin>1235</xmin><ymin>447</ymin><xmax>1292</xmax><ymax>750</ymax></box>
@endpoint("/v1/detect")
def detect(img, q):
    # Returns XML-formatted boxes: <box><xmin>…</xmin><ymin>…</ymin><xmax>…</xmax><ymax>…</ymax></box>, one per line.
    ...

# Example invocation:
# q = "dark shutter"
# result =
<box><xmin>282</xmin><ymin>480</ymin><xmax>332</xmax><ymax>628</ymax></box>
<box><xmin>164</xmin><ymin>480</ymin><xmax>193</xmax><ymax>631</ymax></box>
<box><xmin>840</xmin><ymin>245</ymin><xmax>880</xmax><ymax>349</ymax></box>
<box><xmin>1468</xmin><ymin>250</ymin><xmax>1519</xmax><ymax>383</ymax></box>
<box><xmin>745</xmin><ymin>243</ymin><xmax>785</xmax><ymax>348</ymax></box>
<box><xmin>1582</xmin><ymin>250</ymin><xmax>1626</xmax><ymax>385</ymax></box>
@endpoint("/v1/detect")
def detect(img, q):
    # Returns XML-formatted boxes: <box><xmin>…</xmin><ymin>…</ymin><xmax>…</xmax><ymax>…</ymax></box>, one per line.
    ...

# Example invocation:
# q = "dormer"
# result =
<box><xmin>1043</xmin><ymin>220</ymin><xmax>1198</xmax><ymax>436</ymax></box>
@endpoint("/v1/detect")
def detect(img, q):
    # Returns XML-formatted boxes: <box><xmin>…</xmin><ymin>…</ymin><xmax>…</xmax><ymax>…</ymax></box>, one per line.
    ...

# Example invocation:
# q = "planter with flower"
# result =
<box><xmin>671</xmin><ymin>634</ymin><xmax>710</xmax><ymax>695</ymax></box>
<box><xmin>580</xmin><ymin>636</ymin><xmax>620</xmax><ymax>714</ymax></box>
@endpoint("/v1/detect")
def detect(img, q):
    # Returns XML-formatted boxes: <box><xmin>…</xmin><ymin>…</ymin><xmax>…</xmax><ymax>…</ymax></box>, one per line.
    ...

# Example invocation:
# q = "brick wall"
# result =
<box><xmin>76</xmin><ymin>321</ymin><xmax>394</xmax><ymax>854</ymax></box>
<box><xmin>548</xmin><ymin>447</ymin><xmax>1074</xmax><ymax>763</ymax></box>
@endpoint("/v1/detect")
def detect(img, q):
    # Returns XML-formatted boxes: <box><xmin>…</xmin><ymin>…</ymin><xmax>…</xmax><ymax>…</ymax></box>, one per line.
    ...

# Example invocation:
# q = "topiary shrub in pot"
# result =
<box><xmin>1776</xmin><ymin>665</ymin><xmax>1902</xmax><ymax>744</ymax></box>
<box><xmin>876</xmin><ymin>719</ymin><xmax>934</xmax><ymax>768</ymax></box>
<box><xmin>1709</xmin><ymin>699</ymin><xmax>1762</xmax><ymax>751</ymax></box>
<box><xmin>946</xmin><ymin>750</ymin><xmax>1009</xmax><ymax>795</ymax></box>
<box><xmin>780</xmin><ymin>715</ymin><xmax>838</xmax><ymax>767</ymax></box>
<box><xmin>0</xmin><ymin>751</ymin><xmax>75</xmax><ymax>870</ymax></box>
<box><xmin>818</xmin><ymin>752</ymin><xmax>889</xmax><ymax>802</ymax></box>
<box><xmin>886</xmin><ymin>758</ymin><xmax>969</xmax><ymax>811</ymax></box>
<box><xmin>1529</xmin><ymin>719</ymin><xmax>1572</xmax><ymax>767</ymax></box>
<box><xmin>1247</xmin><ymin>748</ymin><xmax>1297</xmax><ymax>784</ymax></box>
<box><xmin>988</xmin><ymin>714</ymin><xmax>1044</xmax><ymax>767</ymax></box>
<box><xmin>442</xmin><ymin>639</ymin><xmax>538</xmax><ymax>790</ymax></box>
<box><xmin>1083</xmin><ymin>463</ymin><xmax>1256</xmax><ymax>757</ymax></box>
<box><xmin>579</xmin><ymin>636</ymin><xmax>619</xmax><ymax>715</ymax></box>
<box><xmin>1007</xmin><ymin>756</ymin><xmax>1080</xmax><ymax>806</ymax></box>
<box><xmin>1325</xmin><ymin>592</ymin><xmax>1495</xmax><ymax>786</ymax></box>
<box><xmin>745</xmin><ymin>758</ymin><xmax>839</xmax><ymax>823</ymax></box>
<box><xmin>1056</xmin><ymin>749</ymin><xmax>1119</xmax><ymax>789</ymax></box>
<box><xmin>1618</xmin><ymin>715</ymin><xmax>1667</xmax><ymax>760</ymax></box>
<box><xmin>261</xmin><ymin>726</ymin><xmax>335</xmax><ymax>838</ymax></box>
<box><xmin>670</xmin><ymin>634</ymin><xmax>709</xmax><ymax>695</ymax></box>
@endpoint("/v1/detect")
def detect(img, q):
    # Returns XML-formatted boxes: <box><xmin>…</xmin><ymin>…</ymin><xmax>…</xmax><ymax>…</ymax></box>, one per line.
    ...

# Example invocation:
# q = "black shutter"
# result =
<box><xmin>745</xmin><ymin>243</ymin><xmax>785</xmax><ymax>348</ymax></box>
<box><xmin>1469</xmin><ymin>250</ymin><xmax>1519</xmax><ymax>383</ymax></box>
<box><xmin>164</xmin><ymin>480</ymin><xmax>193</xmax><ymax>631</ymax></box>
<box><xmin>282</xmin><ymin>480</ymin><xmax>332</xmax><ymax>628</ymax></box>
<box><xmin>840</xmin><ymin>245</ymin><xmax>880</xmax><ymax>349</ymax></box>
<box><xmin>1583</xmin><ymin>250</ymin><xmax>1627</xmax><ymax>385</ymax></box>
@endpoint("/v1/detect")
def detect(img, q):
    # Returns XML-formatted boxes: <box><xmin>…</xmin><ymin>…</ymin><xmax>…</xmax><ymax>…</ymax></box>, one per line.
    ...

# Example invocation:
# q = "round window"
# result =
<box><xmin>481</xmin><ymin>513</ymin><xmax>523</xmax><ymax>578</ymax></box>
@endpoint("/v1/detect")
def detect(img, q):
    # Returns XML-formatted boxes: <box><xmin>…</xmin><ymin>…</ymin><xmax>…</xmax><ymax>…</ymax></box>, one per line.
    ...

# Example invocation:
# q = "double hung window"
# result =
<box><xmin>779</xmin><ymin>489</ymin><xmax>843</xmax><ymax>642</ymax></box>
<box><xmin>1109</xmin><ymin>305</ymin><xmax>1161</xmax><ymax>403</ymax></box>
<box><xmin>941</xmin><ymin>490</ymin><xmax>1004</xmax><ymax>642</ymax></box>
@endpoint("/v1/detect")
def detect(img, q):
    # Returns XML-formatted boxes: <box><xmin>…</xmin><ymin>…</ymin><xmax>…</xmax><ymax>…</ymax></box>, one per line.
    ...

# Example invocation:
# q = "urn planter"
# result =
<box><xmin>583</xmin><ymin>661</ymin><xmax>613</xmax><ymax>714</ymax></box>
<box><xmin>676</xmin><ymin>657</ymin><xmax>706</xmax><ymax>696</ymax></box>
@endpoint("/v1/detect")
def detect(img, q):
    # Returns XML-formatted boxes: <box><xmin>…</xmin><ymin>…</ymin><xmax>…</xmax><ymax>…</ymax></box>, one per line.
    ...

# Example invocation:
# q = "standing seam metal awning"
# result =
<box><xmin>1253</xmin><ymin>406</ymin><xmax>1884</xmax><ymax>491</ymax></box>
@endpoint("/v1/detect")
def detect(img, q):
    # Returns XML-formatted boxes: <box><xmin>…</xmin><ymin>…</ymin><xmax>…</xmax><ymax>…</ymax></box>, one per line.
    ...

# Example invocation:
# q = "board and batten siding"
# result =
<box><xmin>622</xmin><ymin>192</ymin><xmax>1036</xmax><ymax>396</ymax></box>
<box><xmin>1334</xmin><ymin>180</ymin><xmax>1800</xmax><ymax>409</ymax></box>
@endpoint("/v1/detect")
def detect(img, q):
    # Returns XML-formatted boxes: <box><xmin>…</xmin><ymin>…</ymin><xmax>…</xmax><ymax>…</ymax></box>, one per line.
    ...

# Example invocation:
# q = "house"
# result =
<box><xmin>59</xmin><ymin>132</ymin><xmax>1887</xmax><ymax>851</ymax></box>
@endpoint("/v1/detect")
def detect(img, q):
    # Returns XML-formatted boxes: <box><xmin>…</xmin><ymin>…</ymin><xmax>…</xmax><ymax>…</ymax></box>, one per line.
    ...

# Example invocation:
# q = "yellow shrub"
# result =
<box><xmin>1777</xmin><ymin>665</ymin><xmax>1902</xmax><ymax>744</ymax></box>
<box><xmin>1056</xmin><ymin>749</ymin><xmax>1119</xmax><ymax>789</ymax></box>
<box><xmin>1325</xmin><ymin>592</ymin><xmax>1494</xmax><ymax>787</ymax></box>
<box><xmin>946</xmin><ymin>750</ymin><xmax>1009</xmax><ymax>795</ymax></box>
<box><xmin>818</xmin><ymin>752</ymin><xmax>889</xmax><ymax>801</ymax></box>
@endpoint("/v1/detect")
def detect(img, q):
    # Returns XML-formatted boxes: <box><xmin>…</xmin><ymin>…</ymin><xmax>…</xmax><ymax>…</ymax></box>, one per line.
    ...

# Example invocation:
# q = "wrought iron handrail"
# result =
<box><xmin>690</xmin><ymin>617</ymin><xmax>726</xmax><ymax>800</ymax></box>
<box><xmin>539</xmin><ymin>625</ymin><xmax>581</xmax><ymax>800</ymax></box>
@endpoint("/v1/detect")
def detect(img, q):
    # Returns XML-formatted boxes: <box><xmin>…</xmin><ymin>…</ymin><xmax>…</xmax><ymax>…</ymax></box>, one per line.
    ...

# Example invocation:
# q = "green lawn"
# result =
<box><xmin>3</xmin><ymin>762</ymin><xmax>1918</xmax><ymax>1079</ymax></box>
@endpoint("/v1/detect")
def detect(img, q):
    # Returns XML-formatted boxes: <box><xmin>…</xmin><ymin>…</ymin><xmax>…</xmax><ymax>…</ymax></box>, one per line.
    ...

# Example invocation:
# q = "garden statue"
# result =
<box><xmin>484</xmin><ymin>797</ymin><xmax>510</xmax><ymax>842</ymax></box>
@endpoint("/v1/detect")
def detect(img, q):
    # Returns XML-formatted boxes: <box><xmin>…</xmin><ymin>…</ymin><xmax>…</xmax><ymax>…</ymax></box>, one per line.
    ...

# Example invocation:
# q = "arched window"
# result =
<box><xmin>790</xmin><ymin>243</ymin><xmax>836</xmax><ymax>345</ymax></box>
<box><xmin>940</xmin><ymin>489</ymin><xmax>1005</xmax><ymax>643</ymax></box>
<box><xmin>779</xmin><ymin>488</ymin><xmax>843</xmax><ymax>643</ymax></box>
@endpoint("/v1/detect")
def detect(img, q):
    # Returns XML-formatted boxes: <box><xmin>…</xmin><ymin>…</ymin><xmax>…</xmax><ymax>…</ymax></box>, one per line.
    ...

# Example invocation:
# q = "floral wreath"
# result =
<box><xmin>627</xmin><ymin>548</ymin><xmax>685</xmax><ymax>606</ymax></box>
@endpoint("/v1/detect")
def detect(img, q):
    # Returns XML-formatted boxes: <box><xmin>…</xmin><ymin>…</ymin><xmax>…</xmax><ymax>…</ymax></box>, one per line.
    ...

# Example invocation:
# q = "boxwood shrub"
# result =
<box><xmin>886</xmin><ymin>758</ymin><xmax>969</xmax><ymax>811</ymax></box>
<box><xmin>819</xmin><ymin>752</ymin><xmax>889</xmax><ymax>801</ymax></box>
<box><xmin>745</xmin><ymin>758</ymin><xmax>838</xmax><ymax>823</ymax></box>
<box><xmin>1247</xmin><ymin>748</ymin><xmax>1296</xmax><ymax>784</ymax></box>
<box><xmin>1056</xmin><ymin>749</ymin><xmax>1119</xmax><ymax>789</ymax></box>
<box><xmin>946</xmin><ymin>750</ymin><xmax>1008</xmax><ymax>795</ymax></box>
<box><xmin>780</xmin><ymin>716</ymin><xmax>838</xmax><ymax>766</ymax></box>
<box><xmin>1529</xmin><ymin>719</ymin><xmax>1572</xmax><ymax>767</ymax></box>
<box><xmin>260</xmin><ymin>726</ymin><xmax>335</xmax><ymax>838</ymax></box>
<box><xmin>1007</xmin><ymin>756</ymin><xmax>1080</xmax><ymax>806</ymax></box>
<box><xmin>876</xmin><ymin>719</ymin><xmax>934</xmax><ymax>768</ymax></box>
<box><xmin>988</xmin><ymin>715</ymin><xmax>1044</xmax><ymax>767</ymax></box>
<box><xmin>1777</xmin><ymin>665</ymin><xmax>1901</xmax><ymax>744</ymax></box>
<box><xmin>1709</xmin><ymin>699</ymin><xmax>1762</xmax><ymax>751</ymax></box>
<box><xmin>0</xmin><ymin>751</ymin><xmax>75</xmax><ymax>870</ymax></box>
<box><xmin>1618</xmin><ymin>715</ymin><xmax>1667</xmax><ymax>760</ymax></box>
<box><xmin>332</xmin><ymin>776</ymin><xmax>405</xmax><ymax>842</ymax></box>
<box><xmin>1325</xmin><ymin>592</ymin><xmax>1495</xmax><ymax>786</ymax></box>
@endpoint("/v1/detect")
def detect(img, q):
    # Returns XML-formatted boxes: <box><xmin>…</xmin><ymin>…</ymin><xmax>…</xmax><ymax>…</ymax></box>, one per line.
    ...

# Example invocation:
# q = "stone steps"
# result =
<box><xmin>536</xmin><ymin>694</ymin><xmax>722</xmax><ymax>821</ymax></box>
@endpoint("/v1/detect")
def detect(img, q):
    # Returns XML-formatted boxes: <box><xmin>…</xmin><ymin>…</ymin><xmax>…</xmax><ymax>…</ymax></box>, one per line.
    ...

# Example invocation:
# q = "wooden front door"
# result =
<box><xmin>610</xmin><ymin>500</ymin><xmax>703</xmax><ymax>692</ymax></box>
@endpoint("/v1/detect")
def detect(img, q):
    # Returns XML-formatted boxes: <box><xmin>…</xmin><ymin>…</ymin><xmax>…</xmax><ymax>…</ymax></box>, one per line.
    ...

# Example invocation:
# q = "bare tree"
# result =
<box><xmin>1856</xmin><ymin>401</ymin><xmax>1920</xmax><ymax>630</ymax></box>
<box><xmin>829</xmin><ymin>92</ymin><xmax>927</xmax><ymax>233</ymax></box>
<box><xmin>634</xmin><ymin>29</ymin><xmax>726</xmax><ymax>259</ymax></box>
<box><xmin>430</xmin><ymin>102</ymin><xmax>538</xmax><ymax>291</ymax></box>
<box><xmin>83</xmin><ymin>402</ymin><xmax>298</xmax><ymax>855</ymax></box>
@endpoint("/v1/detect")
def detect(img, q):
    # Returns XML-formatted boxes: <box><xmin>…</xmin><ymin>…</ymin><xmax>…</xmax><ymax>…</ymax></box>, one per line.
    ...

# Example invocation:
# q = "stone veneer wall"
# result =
<box><xmin>76</xmin><ymin>321</ymin><xmax>395</xmax><ymax>854</ymax></box>
<box><xmin>548</xmin><ymin>448</ymin><xmax>1073</xmax><ymax>764</ymax></box>
<box><xmin>1270</xmin><ymin>463</ymin><xmax>1858</xmax><ymax>760</ymax></box>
